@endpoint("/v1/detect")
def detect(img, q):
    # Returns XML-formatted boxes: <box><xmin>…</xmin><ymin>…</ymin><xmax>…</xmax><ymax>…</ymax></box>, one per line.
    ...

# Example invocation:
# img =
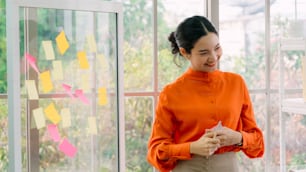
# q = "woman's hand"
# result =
<box><xmin>215</xmin><ymin>127</ymin><xmax>242</xmax><ymax>147</ymax></box>
<box><xmin>190</xmin><ymin>132</ymin><xmax>220</xmax><ymax>157</ymax></box>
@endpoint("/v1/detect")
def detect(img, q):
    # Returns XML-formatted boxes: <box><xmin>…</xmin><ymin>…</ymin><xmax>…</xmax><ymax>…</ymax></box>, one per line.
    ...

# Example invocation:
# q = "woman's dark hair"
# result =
<box><xmin>168</xmin><ymin>15</ymin><xmax>218</xmax><ymax>66</ymax></box>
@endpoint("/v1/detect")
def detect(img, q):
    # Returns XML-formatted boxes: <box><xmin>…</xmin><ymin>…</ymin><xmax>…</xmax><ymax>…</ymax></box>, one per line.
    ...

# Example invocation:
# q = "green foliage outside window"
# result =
<box><xmin>0</xmin><ymin>0</ymin><xmax>6</xmax><ymax>93</ymax></box>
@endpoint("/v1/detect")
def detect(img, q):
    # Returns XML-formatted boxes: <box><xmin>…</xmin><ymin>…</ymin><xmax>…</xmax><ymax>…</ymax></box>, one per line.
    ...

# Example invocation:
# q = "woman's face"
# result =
<box><xmin>183</xmin><ymin>32</ymin><xmax>222</xmax><ymax>72</ymax></box>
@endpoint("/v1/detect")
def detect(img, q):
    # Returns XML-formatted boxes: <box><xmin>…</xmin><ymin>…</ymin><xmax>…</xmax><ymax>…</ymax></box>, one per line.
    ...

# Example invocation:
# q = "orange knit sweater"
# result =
<box><xmin>147</xmin><ymin>68</ymin><xmax>264</xmax><ymax>172</ymax></box>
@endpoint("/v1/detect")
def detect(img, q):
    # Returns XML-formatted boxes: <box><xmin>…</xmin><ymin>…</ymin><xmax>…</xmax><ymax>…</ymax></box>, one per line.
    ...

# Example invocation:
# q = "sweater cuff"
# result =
<box><xmin>240</xmin><ymin>131</ymin><xmax>249</xmax><ymax>149</ymax></box>
<box><xmin>168</xmin><ymin>142</ymin><xmax>192</xmax><ymax>160</ymax></box>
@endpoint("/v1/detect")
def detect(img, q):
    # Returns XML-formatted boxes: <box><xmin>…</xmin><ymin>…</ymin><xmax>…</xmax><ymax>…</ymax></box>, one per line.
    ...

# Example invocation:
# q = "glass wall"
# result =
<box><xmin>0</xmin><ymin>0</ymin><xmax>8</xmax><ymax>170</ymax></box>
<box><xmin>271</xmin><ymin>0</ymin><xmax>306</xmax><ymax>171</ymax></box>
<box><xmin>6</xmin><ymin>1</ymin><xmax>123</xmax><ymax>171</ymax></box>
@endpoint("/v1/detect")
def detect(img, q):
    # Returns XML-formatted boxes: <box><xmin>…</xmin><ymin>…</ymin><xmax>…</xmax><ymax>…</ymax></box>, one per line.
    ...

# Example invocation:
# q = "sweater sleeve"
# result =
<box><xmin>239</xmin><ymin>80</ymin><xmax>265</xmax><ymax>158</ymax></box>
<box><xmin>147</xmin><ymin>90</ymin><xmax>191</xmax><ymax>172</ymax></box>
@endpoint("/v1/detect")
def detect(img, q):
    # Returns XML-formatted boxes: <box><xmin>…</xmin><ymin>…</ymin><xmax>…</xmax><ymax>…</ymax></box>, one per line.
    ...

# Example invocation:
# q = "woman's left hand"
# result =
<box><xmin>215</xmin><ymin>127</ymin><xmax>242</xmax><ymax>147</ymax></box>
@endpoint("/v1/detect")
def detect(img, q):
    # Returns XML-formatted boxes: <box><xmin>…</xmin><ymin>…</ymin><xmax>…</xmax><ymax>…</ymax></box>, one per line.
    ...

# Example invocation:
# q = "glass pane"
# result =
<box><xmin>124</xmin><ymin>97</ymin><xmax>153</xmax><ymax>172</ymax></box>
<box><xmin>19</xmin><ymin>7</ymin><xmax>119</xmax><ymax>171</ymax></box>
<box><xmin>271</xmin><ymin>1</ymin><xmax>306</xmax><ymax>170</ymax></box>
<box><xmin>158</xmin><ymin>0</ymin><xmax>205</xmax><ymax>90</ymax></box>
<box><xmin>271</xmin><ymin>0</ymin><xmax>306</xmax><ymax>90</ymax></box>
<box><xmin>120</xmin><ymin>0</ymin><xmax>153</xmax><ymax>92</ymax></box>
<box><xmin>285</xmin><ymin>113</ymin><xmax>306</xmax><ymax>171</ymax></box>
<box><xmin>0</xmin><ymin>0</ymin><xmax>6</xmax><ymax>93</ymax></box>
<box><xmin>219</xmin><ymin>1</ymin><xmax>266</xmax><ymax>89</ymax></box>
<box><xmin>0</xmin><ymin>99</ymin><xmax>8</xmax><ymax>171</ymax></box>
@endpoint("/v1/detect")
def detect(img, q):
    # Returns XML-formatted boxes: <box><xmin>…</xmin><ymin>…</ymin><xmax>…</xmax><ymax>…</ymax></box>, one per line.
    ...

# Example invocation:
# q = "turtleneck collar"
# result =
<box><xmin>182</xmin><ymin>67</ymin><xmax>221</xmax><ymax>82</ymax></box>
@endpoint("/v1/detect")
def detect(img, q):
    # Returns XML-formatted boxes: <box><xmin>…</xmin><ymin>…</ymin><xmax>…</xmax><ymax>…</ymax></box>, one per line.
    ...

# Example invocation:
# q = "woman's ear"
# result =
<box><xmin>179</xmin><ymin>47</ymin><xmax>190</xmax><ymax>59</ymax></box>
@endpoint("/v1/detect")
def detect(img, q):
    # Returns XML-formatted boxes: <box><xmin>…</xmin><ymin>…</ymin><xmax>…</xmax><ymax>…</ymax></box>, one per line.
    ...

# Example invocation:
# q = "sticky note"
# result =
<box><xmin>87</xmin><ymin>116</ymin><xmax>97</xmax><ymax>135</ymax></box>
<box><xmin>47</xmin><ymin>124</ymin><xmax>61</xmax><ymax>142</ymax></box>
<box><xmin>56</xmin><ymin>31</ymin><xmax>69</xmax><ymax>55</ymax></box>
<box><xmin>77</xmin><ymin>51</ymin><xmax>89</xmax><ymax>69</ymax></box>
<box><xmin>74</xmin><ymin>89</ymin><xmax>90</xmax><ymax>105</ymax></box>
<box><xmin>25</xmin><ymin>53</ymin><xmax>40</xmax><ymax>73</ymax></box>
<box><xmin>44</xmin><ymin>103</ymin><xmax>61</xmax><ymax>124</ymax></box>
<box><xmin>25</xmin><ymin>80</ymin><xmax>39</xmax><ymax>100</ymax></box>
<box><xmin>40</xmin><ymin>71</ymin><xmax>53</xmax><ymax>93</ymax></box>
<box><xmin>87</xmin><ymin>34</ymin><xmax>97</xmax><ymax>53</ymax></box>
<box><xmin>98</xmin><ymin>87</ymin><xmax>108</xmax><ymax>106</ymax></box>
<box><xmin>61</xmin><ymin>108</ymin><xmax>71</xmax><ymax>128</ymax></box>
<box><xmin>59</xmin><ymin>138</ymin><xmax>77</xmax><ymax>157</ymax></box>
<box><xmin>42</xmin><ymin>40</ymin><xmax>55</xmax><ymax>60</ymax></box>
<box><xmin>81</xmin><ymin>74</ymin><xmax>90</xmax><ymax>92</ymax></box>
<box><xmin>52</xmin><ymin>60</ymin><xmax>64</xmax><ymax>80</ymax></box>
<box><xmin>62</xmin><ymin>83</ymin><xmax>74</xmax><ymax>98</ymax></box>
<box><xmin>33</xmin><ymin>107</ymin><xmax>46</xmax><ymax>129</ymax></box>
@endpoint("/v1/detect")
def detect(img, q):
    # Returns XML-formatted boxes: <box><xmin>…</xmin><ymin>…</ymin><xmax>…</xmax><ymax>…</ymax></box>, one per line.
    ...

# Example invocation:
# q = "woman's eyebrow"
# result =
<box><xmin>198</xmin><ymin>49</ymin><xmax>208</xmax><ymax>53</ymax></box>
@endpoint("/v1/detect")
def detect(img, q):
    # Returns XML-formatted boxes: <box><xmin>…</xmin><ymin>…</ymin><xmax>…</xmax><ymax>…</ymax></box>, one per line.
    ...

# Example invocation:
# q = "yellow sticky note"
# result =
<box><xmin>42</xmin><ymin>40</ymin><xmax>55</xmax><ymax>60</ymax></box>
<box><xmin>52</xmin><ymin>60</ymin><xmax>64</xmax><ymax>80</ymax></box>
<box><xmin>98</xmin><ymin>87</ymin><xmax>108</xmax><ymax>106</ymax></box>
<box><xmin>56</xmin><ymin>31</ymin><xmax>69</xmax><ymax>55</ymax></box>
<box><xmin>33</xmin><ymin>107</ymin><xmax>46</xmax><ymax>129</ymax></box>
<box><xmin>77</xmin><ymin>51</ymin><xmax>90</xmax><ymax>69</ymax></box>
<box><xmin>44</xmin><ymin>103</ymin><xmax>61</xmax><ymax>124</ymax></box>
<box><xmin>87</xmin><ymin>34</ymin><xmax>97</xmax><ymax>53</ymax></box>
<box><xmin>40</xmin><ymin>71</ymin><xmax>53</xmax><ymax>93</ymax></box>
<box><xmin>61</xmin><ymin>108</ymin><xmax>71</xmax><ymax>128</ymax></box>
<box><xmin>88</xmin><ymin>116</ymin><xmax>97</xmax><ymax>135</ymax></box>
<box><xmin>25</xmin><ymin>80</ymin><xmax>39</xmax><ymax>100</ymax></box>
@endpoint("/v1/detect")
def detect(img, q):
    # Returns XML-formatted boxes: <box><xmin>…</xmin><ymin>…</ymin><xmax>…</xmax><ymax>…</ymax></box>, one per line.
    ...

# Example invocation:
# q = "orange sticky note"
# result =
<box><xmin>33</xmin><ymin>107</ymin><xmax>46</xmax><ymax>129</ymax></box>
<box><xmin>77</xmin><ymin>51</ymin><xmax>89</xmax><ymax>69</ymax></box>
<box><xmin>25</xmin><ymin>80</ymin><xmax>39</xmax><ymax>100</ymax></box>
<box><xmin>87</xmin><ymin>34</ymin><xmax>97</xmax><ymax>53</ymax></box>
<box><xmin>56</xmin><ymin>31</ymin><xmax>69</xmax><ymax>55</ymax></box>
<box><xmin>40</xmin><ymin>71</ymin><xmax>53</xmax><ymax>93</ymax></box>
<box><xmin>44</xmin><ymin>103</ymin><xmax>61</xmax><ymax>124</ymax></box>
<box><xmin>42</xmin><ymin>40</ymin><xmax>55</xmax><ymax>60</ymax></box>
<box><xmin>52</xmin><ymin>60</ymin><xmax>64</xmax><ymax>80</ymax></box>
<box><xmin>98</xmin><ymin>87</ymin><xmax>108</xmax><ymax>106</ymax></box>
<box><xmin>87</xmin><ymin>116</ymin><xmax>97</xmax><ymax>135</ymax></box>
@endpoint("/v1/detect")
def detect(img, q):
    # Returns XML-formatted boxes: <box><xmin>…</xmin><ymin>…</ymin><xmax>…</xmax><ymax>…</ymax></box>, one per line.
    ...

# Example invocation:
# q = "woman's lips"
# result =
<box><xmin>206</xmin><ymin>63</ymin><xmax>216</xmax><ymax>67</ymax></box>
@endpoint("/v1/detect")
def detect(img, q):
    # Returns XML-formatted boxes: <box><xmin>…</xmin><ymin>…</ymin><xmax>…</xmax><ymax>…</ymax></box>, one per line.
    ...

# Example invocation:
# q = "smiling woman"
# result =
<box><xmin>147</xmin><ymin>15</ymin><xmax>264</xmax><ymax>172</ymax></box>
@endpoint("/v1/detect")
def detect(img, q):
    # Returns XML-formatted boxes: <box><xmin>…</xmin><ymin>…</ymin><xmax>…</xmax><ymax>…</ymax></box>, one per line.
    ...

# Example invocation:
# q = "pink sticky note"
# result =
<box><xmin>62</xmin><ymin>84</ymin><xmax>74</xmax><ymax>98</ymax></box>
<box><xmin>47</xmin><ymin>124</ymin><xmax>61</xmax><ymax>142</ymax></box>
<box><xmin>25</xmin><ymin>53</ymin><xmax>40</xmax><ymax>73</ymax></box>
<box><xmin>74</xmin><ymin>89</ymin><xmax>90</xmax><ymax>105</ymax></box>
<box><xmin>58</xmin><ymin>138</ymin><xmax>77</xmax><ymax>157</ymax></box>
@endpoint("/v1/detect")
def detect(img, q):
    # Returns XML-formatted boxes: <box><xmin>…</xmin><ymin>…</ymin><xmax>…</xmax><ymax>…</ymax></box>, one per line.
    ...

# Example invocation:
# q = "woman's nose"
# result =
<box><xmin>208</xmin><ymin>52</ymin><xmax>218</xmax><ymax>62</ymax></box>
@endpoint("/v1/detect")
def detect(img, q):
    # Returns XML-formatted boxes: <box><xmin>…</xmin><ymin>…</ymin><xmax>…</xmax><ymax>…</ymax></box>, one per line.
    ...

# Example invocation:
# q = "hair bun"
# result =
<box><xmin>168</xmin><ymin>32</ymin><xmax>179</xmax><ymax>55</ymax></box>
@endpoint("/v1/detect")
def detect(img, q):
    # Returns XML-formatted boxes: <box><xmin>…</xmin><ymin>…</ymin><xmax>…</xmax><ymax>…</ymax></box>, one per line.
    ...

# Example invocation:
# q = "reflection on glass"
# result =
<box><xmin>19</xmin><ymin>7</ymin><xmax>119</xmax><ymax>171</ymax></box>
